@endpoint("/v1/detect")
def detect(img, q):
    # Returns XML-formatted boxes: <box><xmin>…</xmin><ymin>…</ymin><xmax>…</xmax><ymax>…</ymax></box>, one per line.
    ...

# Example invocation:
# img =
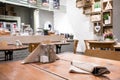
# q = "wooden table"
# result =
<box><xmin>29</xmin><ymin>41</ymin><xmax>70</xmax><ymax>54</ymax></box>
<box><xmin>43</xmin><ymin>41</ymin><xmax>70</xmax><ymax>54</ymax></box>
<box><xmin>0</xmin><ymin>45</ymin><xmax>28</xmax><ymax>60</ymax></box>
<box><xmin>0</xmin><ymin>53</ymin><xmax>120</xmax><ymax>80</ymax></box>
<box><xmin>0</xmin><ymin>61</ymin><xmax>64</xmax><ymax>80</ymax></box>
<box><xmin>88</xmin><ymin>40</ymin><xmax>115</xmax><ymax>50</ymax></box>
<box><xmin>31</xmin><ymin>53</ymin><xmax>120</xmax><ymax>80</ymax></box>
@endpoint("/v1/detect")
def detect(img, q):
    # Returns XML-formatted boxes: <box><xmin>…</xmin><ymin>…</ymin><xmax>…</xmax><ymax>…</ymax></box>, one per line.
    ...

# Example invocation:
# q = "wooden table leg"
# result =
<box><xmin>8</xmin><ymin>50</ymin><xmax>13</xmax><ymax>60</ymax></box>
<box><xmin>5</xmin><ymin>51</ymin><xmax>9</xmax><ymax>61</ymax></box>
<box><xmin>4</xmin><ymin>50</ymin><xmax>13</xmax><ymax>60</ymax></box>
<box><xmin>56</xmin><ymin>45</ymin><xmax>61</xmax><ymax>54</ymax></box>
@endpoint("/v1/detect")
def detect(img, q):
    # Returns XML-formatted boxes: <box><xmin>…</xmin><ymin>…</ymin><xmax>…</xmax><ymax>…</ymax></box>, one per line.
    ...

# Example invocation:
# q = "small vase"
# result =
<box><xmin>104</xmin><ymin>20</ymin><xmax>109</xmax><ymax>24</ymax></box>
<box><xmin>105</xmin><ymin>38</ymin><xmax>111</xmax><ymax>41</ymax></box>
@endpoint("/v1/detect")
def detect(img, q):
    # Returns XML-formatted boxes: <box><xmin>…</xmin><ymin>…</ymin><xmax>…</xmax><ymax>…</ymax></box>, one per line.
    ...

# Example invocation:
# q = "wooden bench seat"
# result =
<box><xmin>85</xmin><ymin>49</ymin><xmax>120</xmax><ymax>61</ymax></box>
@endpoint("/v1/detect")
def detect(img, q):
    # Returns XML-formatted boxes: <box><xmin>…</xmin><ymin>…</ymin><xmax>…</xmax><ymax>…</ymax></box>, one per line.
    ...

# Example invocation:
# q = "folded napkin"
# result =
<box><xmin>22</xmin><ymin>44</ymin><xmax>59</xmax><ymax>64</ymax></box>
<box><xmin>69</xmin><ymin>60</ymin><xmax>110</xmax><ymax>76</ymax></box>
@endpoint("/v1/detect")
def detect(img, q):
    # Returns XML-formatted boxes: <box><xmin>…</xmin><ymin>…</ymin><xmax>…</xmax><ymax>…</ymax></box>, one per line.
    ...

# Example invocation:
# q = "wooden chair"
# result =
<box><xmin>89</xmin><ymin>41</ymin><xmax>115</xmax><ymax>51</ymax></box>
<box><xmin>84</xmin><ymin>40</ymin><xmax>96</xmax><ymax>50</ymax></box>
<box><xmin>29</xmin><ymin>43</ymin><xmax>40</xmax><ymax>52</ymax></box>
<box><xmin>29</xmin><ymin>40</ymin><xmax>51</xmax><ymax>52</ymax></box>
<box><xmin>85</xmin><ymin>49</ymin><xmax>120</xmax><ymax>61</ymax></box>
<box><xmin>74</xmin><ymin>40</ymin><xmax>79</xmax><ymax>54</ymax></box>
<box><xmin>0</xmin><ymin>41</ymin><xmax>8</xmax><ymax>60</ymax></box>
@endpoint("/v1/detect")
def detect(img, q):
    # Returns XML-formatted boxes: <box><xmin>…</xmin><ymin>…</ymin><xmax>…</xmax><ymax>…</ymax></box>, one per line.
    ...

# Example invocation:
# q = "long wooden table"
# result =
<box><xmin>0</xmin><ymin>53</ymin><xmax>120</xmax><ymax>80</ymax></box>
<box><xmin>0</xmin><ymin>45</ymin><xmax>28</xmax><ymax>60</ymax></box>
<box><xmin>0</xmin><ymin>61</ymin><xmax>64</xmax><ymax>80</ymax></box>
<box><xmin>32</xmin><ymin>53</ymin><xmax>120</xmax><ymax>80</ymax></box>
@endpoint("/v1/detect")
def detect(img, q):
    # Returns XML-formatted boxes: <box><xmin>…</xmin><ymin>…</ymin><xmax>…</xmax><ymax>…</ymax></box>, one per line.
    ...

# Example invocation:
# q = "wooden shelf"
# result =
<box><xmin>91</xmin><ymin>11</ymin><xmax>101</xmax><ymax>15</ymax></box>
<box><xmin>103</xmin><ymin>24</ymin><xmax>112</xmax><ymax>27</ymax></box>
<box><xmin>102</xmin><ymin>0</ymin><xmax>112</xmax><ymax>3</ymax></box>
<box><xmin>77</xmin><ymin>0</ymin><xmax>113</xmax><ymax>35</ymax></box>
<box><xmin>103</xmin><ymin>9</ymin><xmax>112</xmax><ymax>12</ymax></box>
<box><xmin>92</xmin><ymin>20</ymin><xmax>101</xmax><ymax>23</ymax></box>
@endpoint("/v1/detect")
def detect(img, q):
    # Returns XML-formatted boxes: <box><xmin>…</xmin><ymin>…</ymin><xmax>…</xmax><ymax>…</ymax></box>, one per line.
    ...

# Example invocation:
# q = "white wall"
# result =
<box><xmin>113</xmin><ymin>0</ymin><xmax>120</xmax><ymax>42</ymax></box>
<box><xmin>39</xmin><ymin>10</ymin><xmax>54</xmax><ymax>29</ymax></box>
<box><xmin>54</xmin><ymin>0</ymin><xmax>94</xmax><ymax>52</ymax></box>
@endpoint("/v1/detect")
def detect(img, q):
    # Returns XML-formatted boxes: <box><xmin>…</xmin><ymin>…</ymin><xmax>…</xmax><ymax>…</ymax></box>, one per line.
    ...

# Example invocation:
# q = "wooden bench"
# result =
<box><xmin>85</xmin><ymin>49</ymin><xmax>120</xmax><ymax>61</ymax></box>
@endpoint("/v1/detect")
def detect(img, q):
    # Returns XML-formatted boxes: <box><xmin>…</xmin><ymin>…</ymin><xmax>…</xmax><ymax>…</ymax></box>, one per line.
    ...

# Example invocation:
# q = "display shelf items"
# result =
<box><xmin>94</xmin><ymin>22</ymin><xmax>102</xmax><ymax>34</ymax></box>
<box><xmin>103</xmin><ymin>12</ymin><xmax>111</xmax><ymax>25</ymax></box>
<box><xmin>83</xmin><ymin>7</ymin><xmax>91</xmax><ymax>15</ymax></box>
<box><xmin>104</xmin><ymin>1</ymin><xmax>112</xmax><ymax>10</ymax></box>
<box><xmin>76</xmin><ymin>0</ymin><xmax>113</xmax><ymax>35</ymax></box>
<box><xmin>92</xmin><ymin>0</ymin><xmax>101</xmax><ymax>12</ymax></box>
<box><xmin>76</xmin><ymin>0</ymin><xmax>92</xmax><ymax>8</ymax></box>
<box><xmin>91</xmin><ymin>14</ymin><xmax>101</xmax><ymax>22</ymax></box>
<box><xmin>28</xmin><ymin>0</ymin><xmax>37</xmax><ymax>4</ymax></box>
<box><xmin>41</xmin><ymin>0</ymin><xmax>60</xmax><ymax>9</ymax></box>
<box><xmin>76</xmin><ymin>0</ymin><xmax>84</xmax><ymax>8</ymax></box>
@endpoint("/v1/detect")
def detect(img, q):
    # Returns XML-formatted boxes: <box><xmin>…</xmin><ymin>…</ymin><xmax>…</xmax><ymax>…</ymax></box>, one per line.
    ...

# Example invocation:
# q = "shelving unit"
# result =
<box><xmin>0</xmin><ymin>0</ymin><xmax>65</xmax><ymax>12</ymax></box>
<box><xmin>0</xmin><ymin>4</ymin><xmax>16</xmax><ymax>16</ymax></box>
<box><xmin>91</xmin><ymin>0</ymin><xmax>102</xmax><ymax>35</ymax></box>
<box><xmin>102</xmin><ymin>0</ymin><xmax>113</xmax><ymax>34</ymax></box>
<box><xmin>79</xmin><ymin>0</ymin><xmax>113</xmax><ymax>35</ymax></box>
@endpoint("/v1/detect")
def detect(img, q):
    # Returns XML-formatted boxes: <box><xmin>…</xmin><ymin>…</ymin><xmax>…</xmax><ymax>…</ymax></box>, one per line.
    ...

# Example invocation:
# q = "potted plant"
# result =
<box><xmin>43</xmin><ymin>29</ymin><xmax>49</xmax><ymax>35</ymax></box>
<box><xmin>94</xmin><ymin>2</ymin><xmax>101</xmax><ymax>12</ymax></box>
<box><xmin>103</xmin><ymin>32</ymin><xmax>113</xmax><ymax>41</ymax></box>
<box><xmin>103</xmin><ymin>13</ymin><xmax>110</xmax><ymax>24</ymax></box>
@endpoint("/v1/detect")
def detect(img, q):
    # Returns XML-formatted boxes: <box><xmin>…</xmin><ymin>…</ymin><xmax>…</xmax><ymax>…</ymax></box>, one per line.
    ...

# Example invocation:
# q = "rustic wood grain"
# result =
<box><xmin>31</xmin><ymin>53</ymin><xmax>120</xmax><ymax>80</ymax></box>
<box><xmin>0</xmin><ymin>61</ymin><xmax>65</xmax><ymax>80</ymax></box>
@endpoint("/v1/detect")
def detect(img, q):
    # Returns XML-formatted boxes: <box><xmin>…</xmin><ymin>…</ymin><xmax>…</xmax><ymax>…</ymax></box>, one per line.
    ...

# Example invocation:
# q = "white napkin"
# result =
<box><xmin>69</xmin><ymin>60</ymin><xmax>110</xmax><ymax>76</ymax></box>
<box><xmin>22</xmin><ymin>44</ymin><xmax>59</xmax><ymax>64</ymax></box>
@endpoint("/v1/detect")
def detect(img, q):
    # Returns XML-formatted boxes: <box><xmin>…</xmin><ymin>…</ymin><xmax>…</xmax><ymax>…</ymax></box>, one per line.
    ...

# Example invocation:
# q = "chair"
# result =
<box><xmin>89</xmin><ymin>41</ymin><xmax>115</xmax><ymax>51</ymax></box>
<box><xmin>29</xmin><ymin>40</ymin><xmax>51</xmax><ymax>53</ymax></box>
<box><xmin>85</xmin><ymin>49</ymin><xmax>120</xmax><ymax>61</ymax></box>
<box><xmin>0</xmin><ymin>41</ymin><xmax>8</xmax><ymax>60</ymax></box>
<box><xmin>29</xmin><ymin>43</ymin><xmax>40</xmax><ymax>52</ymax></box>
<box><xmin>74</xmin><ymin>40</ymin><xmax>79</xmax><ymax>54</ymax></box>
<box><xmin>84</xmin><ymin>40</ymin><xmax>96</xmax><ymax>50</ymax></box>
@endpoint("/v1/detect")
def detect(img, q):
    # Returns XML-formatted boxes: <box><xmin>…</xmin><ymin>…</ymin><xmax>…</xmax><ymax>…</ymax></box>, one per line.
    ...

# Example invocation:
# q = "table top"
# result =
<box><xmin>31</xmin><ymin>53</ymin><xmax>120</xmax><ymax>80</ymax></box>
<box><xmin>0</xmin><ymin>52</ymin><xmax>120</xmax><ymax>80</ymax></box>
<box><xmin>41</xmin><ymin>41</ymin><xmax>70</xmax><ymax>46</ymax></box>
<box><xmin>0</xmin><ymin>45</ymin><xmax>28</xmax><ymax>51</ymax></box>
<box><xmin>0</xmin><ymin>61</ymin><xmax>64</xmax><ymax>80</ymax></box>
